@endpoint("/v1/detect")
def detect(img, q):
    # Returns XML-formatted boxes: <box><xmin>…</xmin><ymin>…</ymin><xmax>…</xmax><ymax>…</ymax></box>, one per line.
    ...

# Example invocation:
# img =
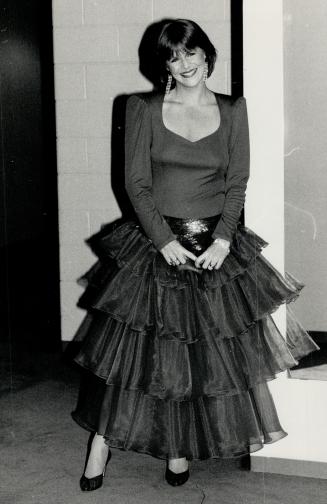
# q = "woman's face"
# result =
<box><xmin>166</xmin><ymin>47</ymin><xmax>207</xmax><ymax>88</ymax></box>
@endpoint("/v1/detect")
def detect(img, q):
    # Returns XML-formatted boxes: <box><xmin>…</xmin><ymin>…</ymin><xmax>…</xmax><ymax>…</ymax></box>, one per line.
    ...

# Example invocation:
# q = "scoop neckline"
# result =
<box><xmin>160</xmin><ymin>91</ymin><xmax>222</xmax><ymax>144</ymax></box>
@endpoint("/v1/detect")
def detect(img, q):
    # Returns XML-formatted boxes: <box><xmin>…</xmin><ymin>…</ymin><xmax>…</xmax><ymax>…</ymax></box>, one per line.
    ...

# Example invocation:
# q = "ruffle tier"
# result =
<box><xmin>72</xmin><ymin>220</ymin><xmax>319</xmax><ymax>459</ymax></box>
<box><xmin>77</xmin><ymin>222</ymin><xmax>309</xmax><ymax>343</ymax></box>
<box><xmin>72</xmin><ymin>374</ymin><xmax>287</xmax><ymax>460</ymax></box>
<box><xmin>75</xmin><ymin>311</ymin><xmax>307</xmax><ymax>402</ymax></box>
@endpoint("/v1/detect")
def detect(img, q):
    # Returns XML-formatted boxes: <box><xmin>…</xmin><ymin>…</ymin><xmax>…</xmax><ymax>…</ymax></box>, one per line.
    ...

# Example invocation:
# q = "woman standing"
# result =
<box><xmin>72</xmin><ymin>19</ymin><xmax>318</xmax><ymax>491</ymax></box>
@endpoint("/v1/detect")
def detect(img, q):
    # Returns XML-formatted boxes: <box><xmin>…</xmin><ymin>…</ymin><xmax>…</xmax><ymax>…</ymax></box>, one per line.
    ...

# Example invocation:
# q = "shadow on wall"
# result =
<box><xmin>110</xmin><ymin>19</ymin><xmax>174</xmax><ymax>219</ymax></box>
<box><xmin>66</xmin><ymin>20</ymin><xmax>176</xmax><ymax>355</ymax></box>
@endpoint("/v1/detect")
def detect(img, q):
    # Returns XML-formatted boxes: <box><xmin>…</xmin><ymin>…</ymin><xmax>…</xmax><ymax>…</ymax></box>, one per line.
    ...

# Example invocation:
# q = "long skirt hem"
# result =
<box><xmin>72</xmin><ymin>378</ymin><xmax>288</xmax><ymax>461</ymax></box>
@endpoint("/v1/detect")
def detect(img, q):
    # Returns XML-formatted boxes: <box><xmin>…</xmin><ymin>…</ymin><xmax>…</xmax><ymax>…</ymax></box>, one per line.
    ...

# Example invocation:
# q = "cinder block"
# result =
<box><xmin>200</xmin><ymin>22</ymin><xmax>230</xmax><ymax>61</ymax></box>
<box><xmin>86</xmin><ymin>99</ymin><xmax>112</xmax><ymax>137</ymax></box>
<box><xmin>84</xmin><ymin>0</ymin><xmax>152</xmax><ymax>25</ymax></box>
<box><xmin>59</xmin><ymin>207</ymin><xmax>120</xmax><ymax>246</ymax></box>
<box><xmin>58</xmin><ymin>173</ymin><xmax>116</xmax><ymax>210</ymax></box>
<box><xmin>53</xmin><ymin>27</ymin><xmax>118</xmax><ymax>63</ymax></box>
<box><xmin>118</xmin><ymin>24</ymin><xmax>149</xmax><ymax>62</ymax></box>
<box><xmin>225</xmin><ymin>0</ymin><xmax>231</xmax><ymax>21</ymax></box>
<box><xmin>88</xmin><ymin>209</ymin><xmax>121</xmax><ymax>235</ymax></box>
<box><xmin>52</xmin><ymin>0</ymin><xmax>83</xmax><ymax>26</ymax></box>
<box><xmin>61</xmin><ymin>309</ymin><xmax>85</xmax><ymax>341</ymax></box>
<box><xmin>59</xmin><ymin>208</ymin><xmax>91</xmax><ymax>245</ymax></box>
<box><xmin>60</xmin><ymin>242</ymin><xmax>96</xmax><ymax>282</ymax></box>
<box><xmin>153</xmin><ymin>0</ymin><xmax>226</xmax><ymax>22</ymax></box>
<box><xmin>86</xmin><ymin>63</ymin><xmax>152</xmax><ymax>100</ymax></box>
<box><xmin>56</xmin><ymin>138</ymin><xmax>88</xmax><ymax>174</ymax></box>
<box><xmin>87</xmin><ymin>138</ymin><xmax>111</xmax><ymax>173</ymax></box>
<box><xmin>55</xmin><ymin>100</ymin><xmax>112</xmax><ymax>138</ymax></box>
<box><xmin>56</xmin><ymin>101</ymin><xmax>88</xmax><ymax>137</ymax></box>
<box><xmin>60</xmin><ymin>281</ymin><xmax>86</xmax><ymax>341</ymax></box>
<box><xmin>54</xmin><ymin>64</ymin><xmax>86</xmax><ymax>100</ymax></box>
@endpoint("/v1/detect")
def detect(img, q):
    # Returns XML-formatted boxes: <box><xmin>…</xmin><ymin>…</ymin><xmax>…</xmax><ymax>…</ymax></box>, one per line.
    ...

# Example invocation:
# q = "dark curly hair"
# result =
<box><xmin>156</xmin><ymin>19</ymin><xmax>217</xmax><ymax>88</ymax></box>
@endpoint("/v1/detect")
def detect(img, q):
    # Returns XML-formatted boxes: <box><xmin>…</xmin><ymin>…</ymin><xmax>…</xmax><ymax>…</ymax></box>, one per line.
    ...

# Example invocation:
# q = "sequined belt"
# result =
<box><xmin>163</xmin><ymin>215</ymin><xmax>221</xmax><ymax>257</ymax></box>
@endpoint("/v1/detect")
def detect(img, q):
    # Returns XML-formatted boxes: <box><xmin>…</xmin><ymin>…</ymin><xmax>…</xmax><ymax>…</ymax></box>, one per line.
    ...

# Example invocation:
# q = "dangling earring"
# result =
<box><xmin>203</xmin><ymin>62</ymin><xmax>208</xmax><ymax>83</ymax></box>
<box><xmin>165</xmin><ymin>73</ymin><xmax>172</xmax><ymax>95</ymax></box>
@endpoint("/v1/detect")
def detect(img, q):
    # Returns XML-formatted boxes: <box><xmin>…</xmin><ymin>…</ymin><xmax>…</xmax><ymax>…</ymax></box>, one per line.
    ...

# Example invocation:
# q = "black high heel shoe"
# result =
<box><xmin>80</xmin><ymin>434</ymin><xmax>112</xmax><ymax>492</ymax></box>
<box><xmin>165</xmin><ymin>462</ymin><xmax>190</xmax><ymax>486</ymax></box>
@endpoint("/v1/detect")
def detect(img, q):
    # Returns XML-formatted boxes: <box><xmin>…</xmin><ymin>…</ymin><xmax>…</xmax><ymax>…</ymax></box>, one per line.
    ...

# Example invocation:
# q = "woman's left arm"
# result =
<box><xmin>195</xmin><ymin>97</ymin><xmax>250</xmax><ymax>270</ymax></box>
<box><xmin>213</xmin><ymin>96</ymin><xmax>250</xmax><ymax>242</ymax></box>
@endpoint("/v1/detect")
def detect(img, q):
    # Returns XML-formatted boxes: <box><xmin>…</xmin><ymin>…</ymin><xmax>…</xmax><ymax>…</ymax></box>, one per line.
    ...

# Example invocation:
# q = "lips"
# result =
<box><xmin>180</xmin><ymin>68</ymin><xmax>197</xmax><ymax>78</ymax></box>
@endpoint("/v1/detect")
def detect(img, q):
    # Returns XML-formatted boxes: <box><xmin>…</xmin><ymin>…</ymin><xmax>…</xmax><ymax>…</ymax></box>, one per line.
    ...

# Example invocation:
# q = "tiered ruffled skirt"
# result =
<box><xmin>72</xmin><ymin>218</ymin><xmax>318</xmax><ymax>460</ymax></box>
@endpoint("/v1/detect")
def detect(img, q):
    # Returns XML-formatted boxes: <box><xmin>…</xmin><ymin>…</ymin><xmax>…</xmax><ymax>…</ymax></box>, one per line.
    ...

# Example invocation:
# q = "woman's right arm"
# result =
<box><xmin>124</xmin><ymin>95</ymin><xmax>176</xmax><ymax>250</ymax></box>
<box><xmin>125</xmin><ymin>95</ymin><xmax>197</xmax><ymax>265</ymax></box>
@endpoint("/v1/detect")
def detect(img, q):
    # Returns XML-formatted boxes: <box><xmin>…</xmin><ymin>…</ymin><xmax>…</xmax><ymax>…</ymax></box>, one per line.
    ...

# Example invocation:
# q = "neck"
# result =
<box><xmin>172</xmin><ymin>83</ymin><xmax>209</xmax><ymax>105</ymax></box>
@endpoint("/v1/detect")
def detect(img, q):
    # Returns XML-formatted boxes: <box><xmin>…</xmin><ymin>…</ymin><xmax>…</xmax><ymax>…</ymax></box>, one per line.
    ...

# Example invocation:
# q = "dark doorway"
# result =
<box><xmin>0</xmin><ymin>0</ymin><xmax>60</xmax><ymax>353</ymax></box>
<box><xmin>231</xmin><ymin>0</ymin><xmax>244</xmax><ymax>97</ymax></box>
<box><xmin>231</xmin><ymin>0</ymin><xmax>245</xmax><ymax>224</ymax></box>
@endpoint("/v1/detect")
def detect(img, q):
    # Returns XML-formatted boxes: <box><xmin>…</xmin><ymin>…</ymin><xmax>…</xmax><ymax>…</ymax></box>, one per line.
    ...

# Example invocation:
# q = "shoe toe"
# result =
<box><xmin>80</xmin><ymin>474</ymin><xmax>103</xmax><ymax>491</ymax></box>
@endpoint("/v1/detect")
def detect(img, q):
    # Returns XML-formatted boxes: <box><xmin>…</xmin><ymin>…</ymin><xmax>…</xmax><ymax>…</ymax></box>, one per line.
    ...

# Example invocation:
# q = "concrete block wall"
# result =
<box><xmin>53</xmin><ymin>0</ymin><xmax>231</xmax><ymax>341</ymax></box>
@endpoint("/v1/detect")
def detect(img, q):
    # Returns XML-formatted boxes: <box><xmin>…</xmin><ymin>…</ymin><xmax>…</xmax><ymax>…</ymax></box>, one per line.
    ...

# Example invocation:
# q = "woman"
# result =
<box><xmin>72</xmin><ymin>19</ymin><xmax>318</xmax><ymax>491</ymax></box>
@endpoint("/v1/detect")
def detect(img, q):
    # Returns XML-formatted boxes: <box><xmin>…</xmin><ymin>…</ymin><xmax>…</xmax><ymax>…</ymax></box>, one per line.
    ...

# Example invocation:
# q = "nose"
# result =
<box><xmin>180</xmin><ymin>55</ymin><xmax>190</xmax><ymax>69</ymax></box>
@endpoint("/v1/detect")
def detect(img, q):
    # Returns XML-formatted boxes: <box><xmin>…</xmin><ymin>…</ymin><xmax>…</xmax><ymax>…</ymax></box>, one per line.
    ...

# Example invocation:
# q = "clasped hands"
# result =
<box><xmin>160</xmin><ymin>238</ymin><xmax>230</xmax><ymax>270</ymax></box>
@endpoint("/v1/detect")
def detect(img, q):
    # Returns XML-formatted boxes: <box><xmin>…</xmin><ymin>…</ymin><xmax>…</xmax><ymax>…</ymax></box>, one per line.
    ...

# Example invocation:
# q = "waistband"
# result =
<box><xmin>164</xmin><ymin>214</ymin><xmax>221</xmax><ymax>227</ymax></box>
<box><xmin>163</xmin><ymin>215</ymin><xmax>221</xmax><ymax>257</ymax></box>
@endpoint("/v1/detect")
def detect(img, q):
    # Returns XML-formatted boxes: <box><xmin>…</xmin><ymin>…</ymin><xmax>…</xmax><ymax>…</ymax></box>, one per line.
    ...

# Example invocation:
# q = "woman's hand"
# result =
<box><xmin>160</xmin><ymin>240</ymin><xmax>197</xmax><ymax>266</ymax></box>
<box><xmin>194</xmin><ymin>238</ymin><xmax>230</xmax><ymax>270</ymax></box>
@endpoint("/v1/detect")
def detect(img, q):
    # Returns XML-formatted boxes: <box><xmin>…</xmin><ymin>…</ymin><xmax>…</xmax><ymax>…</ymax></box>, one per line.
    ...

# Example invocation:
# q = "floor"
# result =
<box><xmin>1</xmin><ymin>344</ymin><xmax>327</xmax><ymax>504</ymax></box>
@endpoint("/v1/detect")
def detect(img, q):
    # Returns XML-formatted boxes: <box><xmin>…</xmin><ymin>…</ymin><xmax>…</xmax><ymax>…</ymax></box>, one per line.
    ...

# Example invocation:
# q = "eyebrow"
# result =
<box><xmin>169</xmin><ymin>48</ymin><xmax>196</xmax><ymax>59</ymax></box>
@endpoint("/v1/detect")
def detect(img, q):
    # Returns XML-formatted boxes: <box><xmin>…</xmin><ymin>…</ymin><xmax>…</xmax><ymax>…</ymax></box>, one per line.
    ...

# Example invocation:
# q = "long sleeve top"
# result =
<box><xmin>125</xmin><ymin>91</ymin><xmax>250</xmax><ymax>250</ymax></box>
